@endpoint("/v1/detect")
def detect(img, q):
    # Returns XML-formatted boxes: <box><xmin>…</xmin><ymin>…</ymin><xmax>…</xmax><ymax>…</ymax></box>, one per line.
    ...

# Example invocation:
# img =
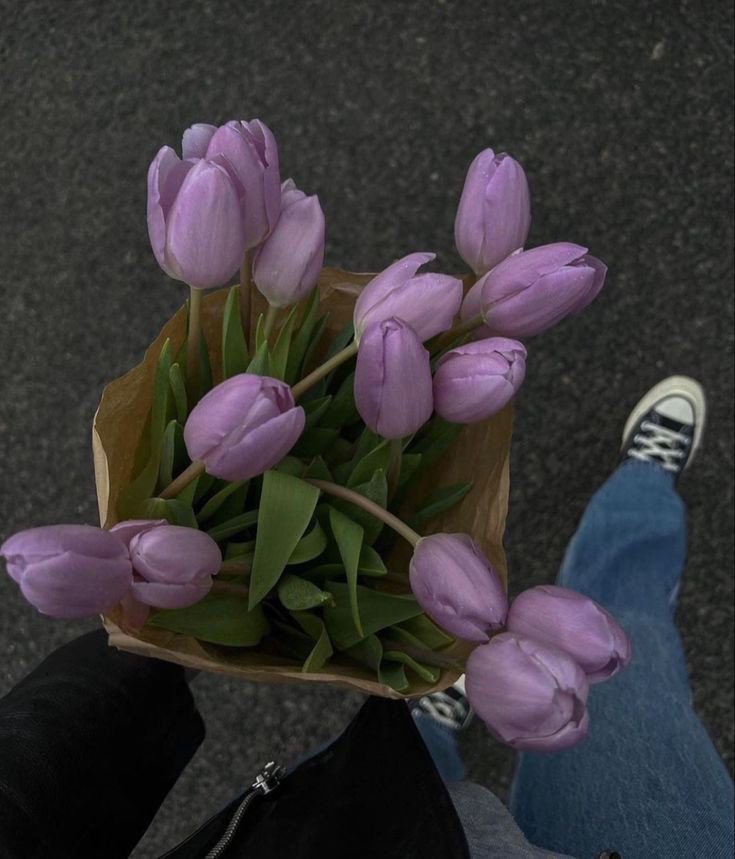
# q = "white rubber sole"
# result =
<box><xmin>622</xmin><ymin>376</ymin><xmax>706</xmax><ymax>470</ymax></box>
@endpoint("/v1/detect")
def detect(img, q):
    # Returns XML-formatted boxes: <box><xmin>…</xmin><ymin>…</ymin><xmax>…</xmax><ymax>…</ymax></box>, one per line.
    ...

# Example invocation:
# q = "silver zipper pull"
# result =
<box><xmin>251</xmin><ymin>761</ymin><xmax>284</xmax><ymax>795</ymax></box>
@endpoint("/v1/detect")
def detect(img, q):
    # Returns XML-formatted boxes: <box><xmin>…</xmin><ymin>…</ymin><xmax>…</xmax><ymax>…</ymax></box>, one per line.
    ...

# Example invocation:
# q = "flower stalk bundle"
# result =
<box><xmin>1</xmin><ymin>121</ymin><xmax>630</xmax><ymax>752</ymax></box>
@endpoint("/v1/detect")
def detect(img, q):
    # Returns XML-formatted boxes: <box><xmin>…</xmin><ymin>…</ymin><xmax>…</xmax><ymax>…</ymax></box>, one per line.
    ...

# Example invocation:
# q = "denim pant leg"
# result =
<box><xmin>509</xmin><ymin>461</ymin><xmax>734</xmax><ymax>859</ymax></box>
<box><xmin>413</xmin><ymin>710</ymin><xmax>467</xmax><ymax>782</ymax></box>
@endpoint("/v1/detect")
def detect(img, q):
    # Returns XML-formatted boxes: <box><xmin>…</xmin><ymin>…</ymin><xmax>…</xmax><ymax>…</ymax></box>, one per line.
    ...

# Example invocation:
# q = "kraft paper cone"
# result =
<box><xmin>93</xmin><ymin>268</ymin><xmax>513</xmax><ymax>699</ymax></box>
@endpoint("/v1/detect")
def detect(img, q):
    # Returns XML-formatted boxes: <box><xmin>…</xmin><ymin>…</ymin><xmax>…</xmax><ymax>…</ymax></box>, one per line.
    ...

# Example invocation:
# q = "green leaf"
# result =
<box><xmin>278</xmin><ymin>574</ymin><xmax>333</xmax><ymax>610</ymax></box>
<box><xmin>206</xmin><ymin>509</ymin><xmax>259</xmax><ymax>542</ymax></box>
<box><xmin>345</xmin><ymin>634</ymin><xmax>383</xmax><ymax>671</ymax></box>
<box><xmin>303</xmin><ymin>457</ymin><xmax>333</xmax><ymax>481</ymax></box>
<box><xmin>221</xmin><ymin>285</ymin><xmax>249</xmax><ymax>379</ymax></box>
<box><xmin>323</xmin><ymin>438</ymin><xmax>355</xmax><ymax>472</ymax></box>
<box><xmin>347</xmin><ymin>439</ymin><xmax>391</xmax><ymax>488</ymax></box>
<box><xmin>331</xmin><ymin>470</ymin><xmax>388</xmax><ymax>544</ymax></box>
<box><xmin>303</xmin><ymin>395</ymin><xmax>333</xmax><ymax>430</ymax></box>
<box><xmin>148</xmin><ymin>591</ymin><xmax>269</xmax><ymax>646</ymax></box>
<box><xmin>288</xmin><ymin>520</ymin><xmax>327</xmax><ymax>564</ymax></box>
<box><xmin>285</xmin><ymin>288</ymin><xmax>322</xmax><ymax>384</ymax></box>
<box><xmin>324</xmin><ymin>582</ymin><xmax>423</xmax><ymax>649</ymax></box>
<box><xmin>246</xmin><ymin>338</ymin><xmax>272</xmax><ymax>376</ymax></box>
<box><xmin>298</xmin><ymin>313</ymin><xmax>330</xmax><ymax>378</ymax></box>
<box><xmin>224</xmin><ymin>539</ymin><xmax>255</xmax><ymax>560</ymax></box>
<box><xmin>157</xmin><ymin>420</ymin><xmax>187</xmax><ymax>490</ymax></box>
<box><xmin>292</xmin><ymin>611</ymin><xmax>333</xmax><ymax>673</ymax></box>
<box><xmin>399</xmin><ymin>453</ymin><xmax>422</xmax><ymax>486</ymax></box>
<box><xmin>398</xmin><ymin>615</ymin><xmax>455</xmax><ymax>650</ymax></box>
<box><xmin>379</xmin><ymin>661</ymin><xmax>410</xmax><ymax>692</ymax></box>
<box><xmin>274</xmin><ymin>456</ymin><xmax>306</xmax><ymax>477</ymax></box>
<box><xmin>203</xmin><ymin>482</ymin><xmax>250</xmax><ymax>528</ymax></box>
<box><xmin>249</xmin><ymin>471</ymin><xmax>320</xmax><ymax>608</ymax></box>
<box><xmin>292</xmin><ymin>427</ymin><xmax>340</xmax><ymax>458</ymax></box>
<box><xmin>151</xmin><ymin>339</ymin><xmax>172</xmax><ymax>450</ymax></box>
<box><xmin>193</xmin><ymin>473</ymin><xmax>217</xmax><ymax>503</ymax></box>
<box><xmin>382</xmin><ymin>650</ymin><xmax>440</xmax><ymax>684</ymax></box>
<box><xmin>409</xmin><ymin>417</ymin><xmax>463</xmax><ymax>468</ymax></box>
<box><xmin>176</xmin><ymin>474</ymin><xmax>201</xmax><ymax>507</ymax></box>
<box><xmin>328</xmin><ymin>507</ymin><xmax>364</xmax><ymax>639</ymax></box>
<box><xmin>300</xmin><ymin>563</ymin><xmax>345</xmax><ymax>579</ymax></box>
<box><xmin>169</xmin><ymin>362</ymin><xmax>188</xmax><ymax>424</ymax></box>
<box><xmin>270</xmin><ymin>304</ymin><xmax>299</xmax><ymax>380</ymax></box>
<box><xmin>197</xmin><ymin>480</ymin><xmax>249</xmax><ymax>524</ymax></box>
<box><xmin>323</xmin><ymin>320</ymin><xmax>355</xmax><ymax>362</ymax></box>
<box><xmin>358</xmin><ymin>544</ymin><xmax>387</xmax><ymax>577</ymax></box>
<box><xmin>409</xmin><ymin>482</ymin><xmax>474</xmax><ymax>527</ymax></box>
<box><xmin>137</xmin><ymin>496</ymin><xmax>199</xmax><ymax>528</ymax></box>
<box><xmin>321</xmin><ymin>372</ymin><xmax>359</xmax><ymax>428</ymax></box>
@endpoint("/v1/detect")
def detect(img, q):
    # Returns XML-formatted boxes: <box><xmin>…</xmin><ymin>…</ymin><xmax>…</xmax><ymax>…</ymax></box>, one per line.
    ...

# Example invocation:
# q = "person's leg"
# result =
<box><xmin>509</xmin><ymin>460</ymin><xmax>734</xmax><ymax>858</ymax></box>
<box><xmin>413</xmin><ymin>709</ymin><xmax>467</xmax><ymax>782</ymax></box>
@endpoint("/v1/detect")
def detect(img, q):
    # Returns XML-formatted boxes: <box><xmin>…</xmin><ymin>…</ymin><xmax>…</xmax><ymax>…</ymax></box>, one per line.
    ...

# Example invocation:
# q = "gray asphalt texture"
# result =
<box><xmin>1</xmin><ymin>1</ymin><xmax>733</xmax><ymax>855</ymax></box>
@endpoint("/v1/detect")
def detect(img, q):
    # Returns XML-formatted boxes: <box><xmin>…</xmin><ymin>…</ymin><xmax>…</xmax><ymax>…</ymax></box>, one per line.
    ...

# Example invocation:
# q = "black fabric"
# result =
<box><xmin>0</xmin><ymin>631</ymin><xmax>205</xmax><ymax>859</ymax></box>
<box><xmin>164</xmin><ymin>697</ymin><xmax>470</xmax><ymax>859</ymax></box>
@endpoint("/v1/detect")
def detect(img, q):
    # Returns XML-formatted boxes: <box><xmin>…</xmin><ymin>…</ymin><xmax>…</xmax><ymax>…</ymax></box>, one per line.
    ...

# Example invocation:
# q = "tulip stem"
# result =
<box><xmin>305</xmin><ymin>478</ymin><xmax>422</xmax><ymax>547</ymax></box>
<box><xmin>239</xmin><ymin>249</ymin><xmax>253</xmax><ymax>345</ymax></box>
<box><xmin>211</xmin><ymin>580</ymin><xmax>250</xmax><ymax>598</ymax></box>
<box><xmin>262</xmin><ymin>304</ymin><xmax>279</xmax><ymax>342</ymax></box>
<box><xmin>387</xmin><ymin>438</ymin><xmax>403</xmax><ymax>499</ymax></box>
<box><xmin>291</xmin><ymin>341</ymin><xmax>358</xmax><ymax>400</ymax></box>
<box><xmin>432</xmin><ymin>313</ymin><xmax>484</xmax><ymax>353</ymax></box>
<box><xmin>187</xmin><ymin>286</ymin><xmax>203</xmax><ymax>398</ymax></box>
<box><xmin>219</xmin><ymin>562</ymin><xmax>251</xmax><ymax>574</ymax></box>
<box><xmin>381</xmin><ymin>640</ymin><xmax>464</xmax><ymax>673</ymax></box>
<box><xmin>159</xmin><ymin>460</ymin><xmax>206</xmax><ymax>499</ymax></box>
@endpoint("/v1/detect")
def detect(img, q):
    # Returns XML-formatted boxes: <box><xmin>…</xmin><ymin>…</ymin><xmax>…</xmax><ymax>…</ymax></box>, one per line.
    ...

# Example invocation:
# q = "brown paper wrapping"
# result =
<box><xmin>93</xmin><ymin>268</ymin><xmax>513</xmax><ymax>699</ymax></box>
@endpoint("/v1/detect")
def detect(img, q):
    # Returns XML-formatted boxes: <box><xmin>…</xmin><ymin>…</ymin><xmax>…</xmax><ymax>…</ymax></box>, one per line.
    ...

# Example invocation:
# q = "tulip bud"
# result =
<box><xmin>184</xmin><ymin>374</ymin><xmax>305</xmax><ymax>481</ymax></box>
<box><xmin>408</xmin><ymin>533</ymin><xmax>507</xmax><ymax>641</ymax></box>
<box><xmin>353</xmin><ymin>253</ymin><xmax>463</xmax><ymax>343</ymax></box>
<box><xmin>128</xmin><ymin>524</ymin><xmax>222</xmax><ymax>609</ymax></box>
<box><xmin>461</xmin><ymin>243</ymin><xmax>607</xmax><ymax>338</ymax></box>
<box><xmin>433</xmin><ymin>337</ymin><xmax>526</xmax><ymax>423</ymax></box>
<box><xmin>354</xmin><ymin>318</ymin><xmax>433</xmax><ymax>439</ymax></box>
<box><xmin>252</xmin><ymin>180</ymin><xmax>326</xmax><ymax>308</ymax></box>
<box><xmin>147</xmin><ymin>148</ymin><xmax>246</xmax><ymax>289</ymax></box>
<box><xmin>454</xmin><ymin>149</ymin><xmax>531</xmax><ymax>275</ymax></box>
<box><xmin>466</xmin><ymin>633</ymin><xmax>590</xmax><ymax>752</ymax></box>
<box><xmin>0</xmin><ymin>525</ymin><xmax>132</xmax><ymax>619</ymax></box>
<box><xmin>184</xmin><ymin>119</ymin><xmax>281</xmax><ymax>248</ymax></box>
<box><xmin>507</xmin><ymin>585</ymin><xmax>632</xmax><ymax>683</ymax></box>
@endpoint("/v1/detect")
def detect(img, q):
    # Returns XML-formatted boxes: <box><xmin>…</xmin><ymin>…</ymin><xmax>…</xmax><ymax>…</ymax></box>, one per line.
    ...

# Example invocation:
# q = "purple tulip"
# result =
<box><xmin>183</xmin><ymin>119</ymin><xmax>281</xmax><ymax>249</ymax></box>
<box><xmin>147</xmin><ymin>147</ymin><xmax>246</xmax><ymax>289</ymax></box>
<box><xmin>507</xmin><ymin>585</ymin><xmax>632</xmax><ymax>684</ymax></box>
<box><xmin>455</xmin><ymin>149</ymin><xmax>531</xmax><ymax>275</ymax></box>
<box><xmin>433</xmin><ymin>337</ymin><xmax>527</xmax><ymax>423</ymax></box>
<box><xmin>0</xmin><ymin>525</ymin><xmax>132</xmax><ymax>619</ymax></box>
<box><xmin>184</xmin><ymin>374</ymin><xmax>305</xmax><ymax>480</ymax></box>
<box><xmin>461</xmin><ymin>243</ymin><xmax>607</xmax><ymax>338</ymax></box>
<box><xmin>252</xmin><ymin>179</ymin><xmax>326</xmax><ymax>307</ymax></box>
<box><xmin>466</xmin><ymin>633</ymin><xmax>590</xmax><ymax>752</ymax></box>
<box><xmin>353</xmin><ymin>253</ymin><xmax>463</xmax><ymax>343</ymax></box>
<box><xmin>109</xmin><ymin>519</ymin><xmax>167</xmax><ymax>548</ymax></box>
<box><xmin>354</xmin><ymin>318</ymin><xmax>433</xmax><ymax>439</ymax></box>
<box><xmin>129</xmin><ymin>525</ymin><xmax>222</xmax><ymax>609</ymax></box>
<box><xmin>409</xmin><ymin>533</ymin><xmax>508</xmax><ymax>641</ymax></box>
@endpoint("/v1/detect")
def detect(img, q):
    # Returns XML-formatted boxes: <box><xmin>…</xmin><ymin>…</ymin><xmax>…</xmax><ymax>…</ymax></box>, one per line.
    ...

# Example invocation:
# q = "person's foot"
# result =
<box><xmin>413</xmin><ymin>675</ymin><xmax>473</xmax><ymax>731</ymax></box>
<box><xmin>621</xmin><ymin>376</ymin><xmax>706</xmax><ymax>479</ymax></box>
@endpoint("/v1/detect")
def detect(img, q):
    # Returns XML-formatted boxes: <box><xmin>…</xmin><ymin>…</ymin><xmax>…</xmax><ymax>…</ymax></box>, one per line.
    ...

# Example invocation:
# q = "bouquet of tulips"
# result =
<box><xmin>1</xmin><ymin>120</ymin><xmax>631</xmax><ymax>752</ymax></box>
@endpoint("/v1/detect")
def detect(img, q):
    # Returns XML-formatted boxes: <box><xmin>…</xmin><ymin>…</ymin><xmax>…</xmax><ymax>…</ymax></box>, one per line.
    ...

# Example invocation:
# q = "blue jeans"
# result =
<box><xmin>419</xmin><ymin>461</ymin><xmax>734</xmax><ymax>858</ymax></box>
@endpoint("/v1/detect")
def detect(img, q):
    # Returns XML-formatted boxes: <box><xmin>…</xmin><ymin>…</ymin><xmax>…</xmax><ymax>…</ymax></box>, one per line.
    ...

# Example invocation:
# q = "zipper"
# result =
<box><xmin>204</xmin><ymin>761</ymin><xmax>284</xmax><ymax>859</ymax></box>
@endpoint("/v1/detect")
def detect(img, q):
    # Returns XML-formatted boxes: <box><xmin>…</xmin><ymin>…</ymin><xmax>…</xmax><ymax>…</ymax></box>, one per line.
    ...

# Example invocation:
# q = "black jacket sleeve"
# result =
<box><xmin>0</xmin><ymin>629</ymin><xmax>204</xmax><ymax>859</ymax></box>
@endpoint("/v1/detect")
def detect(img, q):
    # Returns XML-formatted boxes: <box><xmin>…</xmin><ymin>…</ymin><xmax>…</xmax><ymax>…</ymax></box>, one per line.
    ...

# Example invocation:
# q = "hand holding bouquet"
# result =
<box><xmin>1</xmin><ymin>119</ymin><xmax>629</xmax><ymax>752</ymax></box>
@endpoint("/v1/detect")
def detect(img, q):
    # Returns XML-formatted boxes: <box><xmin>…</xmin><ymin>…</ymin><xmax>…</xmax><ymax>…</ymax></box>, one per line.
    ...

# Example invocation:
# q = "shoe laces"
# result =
<box><xmin>628</xmin><ymin>420</ymin><xmax>690</xmax><ymax>472</ymax></box>
<box><xmin>416</xmin><ymin>690</ymin><xmax>469</xmax><ymax>729</ymax></box>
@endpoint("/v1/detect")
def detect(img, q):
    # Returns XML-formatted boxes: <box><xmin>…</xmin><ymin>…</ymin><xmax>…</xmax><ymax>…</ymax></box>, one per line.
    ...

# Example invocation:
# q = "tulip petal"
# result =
<box><xmin>205</xmin><ymin>405</ymin><xmax>306</xmax><ymax>481</ymax></box>
<box><xmin>147</xmin><ymin>146</ymin><xmax>195</xmax><ymax>278</ymax></box>
<box><xmin>165</xmin><ymin>159</ymin><xmax>246</xmax><ymax>289</ymax></box>
<box><xmin>19</xmin><ymin>551</ymin><xmax>133</xmax><ymax>619</ymax></box>
<box><xmin>182</xmin><ymin>123</ymin><xmax>217</xmax><ymax>159</ymax></box>
<box><xmin>109</xmin><ymin>519</ymin><xmax>167</xmax><ymax>550</ymax></box>
<box><xmin>454</xmin><ymin>149</ymin><xmax>499</xmax><ymax>274</ymax></box>
<box><xmin>132</xmin><ymin>579</ymin><xmax>212</xmax><ymax>609</ymax></box>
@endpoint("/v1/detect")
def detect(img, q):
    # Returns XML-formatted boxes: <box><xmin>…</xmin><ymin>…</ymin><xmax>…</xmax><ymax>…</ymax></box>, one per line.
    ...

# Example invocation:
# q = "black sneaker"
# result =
<box><xmin>413</xmin><ymin>675</ymin><xmax>473</xmax><ymax>731</ymax></box>
<box><xmin>621</xmin><ymin>376</ymin><xmax>706</xmax><ymax>480</ymax></box>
